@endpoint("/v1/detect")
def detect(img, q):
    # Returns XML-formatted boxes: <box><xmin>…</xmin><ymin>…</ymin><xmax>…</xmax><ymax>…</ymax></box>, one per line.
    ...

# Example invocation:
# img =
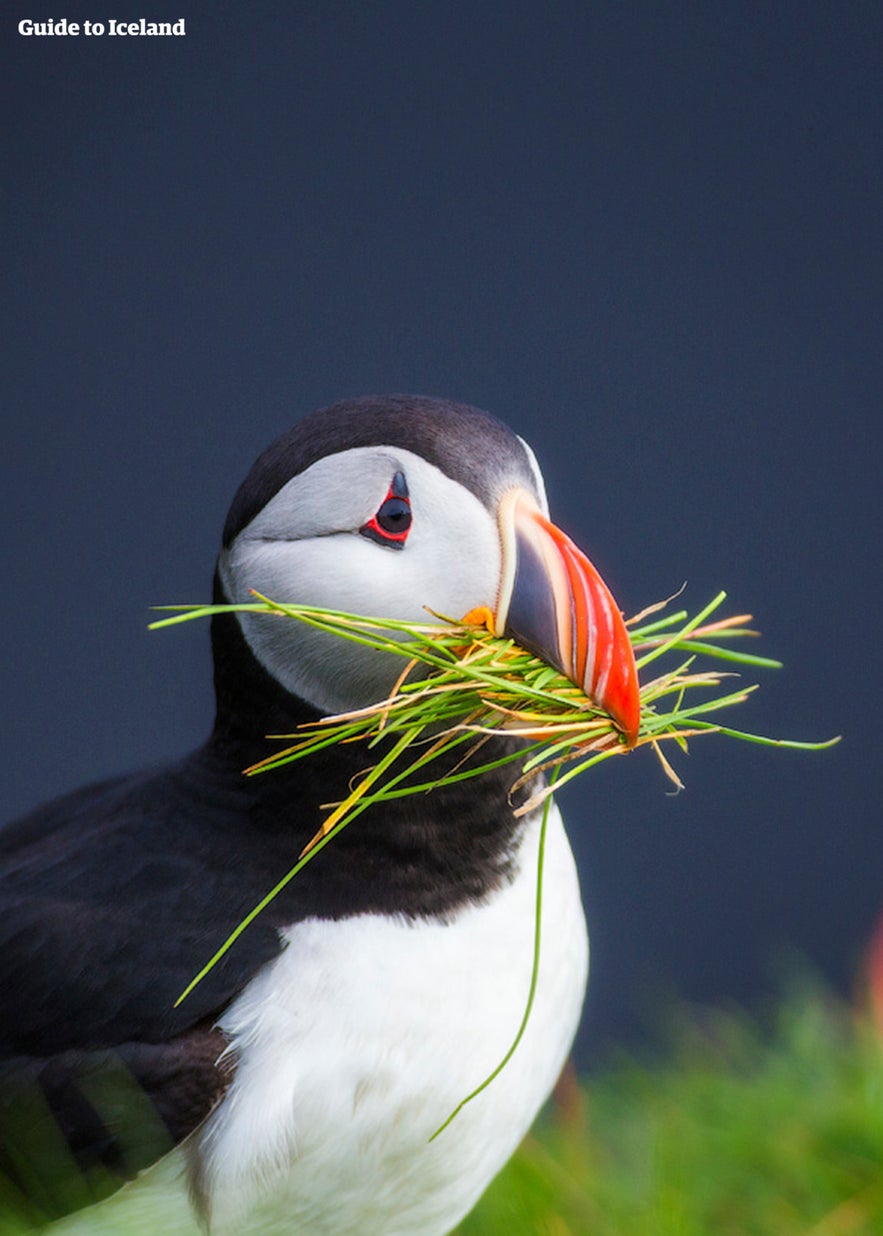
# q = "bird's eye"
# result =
<box><xmin>375</xmin><ymin>496</ymin><xmax>411</xmax><ymax>533</ymax></box>
<box><xmin>360</xmin><ymin>472</ymin><xmax>412</xmax><ymax>549</ymax></box>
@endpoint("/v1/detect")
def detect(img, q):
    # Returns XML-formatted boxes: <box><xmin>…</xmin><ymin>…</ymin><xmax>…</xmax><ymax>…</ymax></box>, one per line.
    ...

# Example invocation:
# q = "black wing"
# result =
<box><xmin>0</xmin><ymin>751</ymin><xmax>305</xmax><ymax>1219</ymax></box>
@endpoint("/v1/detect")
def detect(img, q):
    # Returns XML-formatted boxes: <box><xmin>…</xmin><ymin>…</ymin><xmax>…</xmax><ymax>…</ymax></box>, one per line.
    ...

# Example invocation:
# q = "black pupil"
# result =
<box><xmin>377</xmin><ymin>497</ymin><xmax>411</xmax><ymax>533</ymax></box>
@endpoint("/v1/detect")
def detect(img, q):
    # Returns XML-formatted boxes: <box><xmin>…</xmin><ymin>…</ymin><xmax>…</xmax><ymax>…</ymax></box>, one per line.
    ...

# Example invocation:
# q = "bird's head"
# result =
<box><xmin>217</xmin><ymin>395</ymin><xmax>639</xmax><ymax>745</ymax></box>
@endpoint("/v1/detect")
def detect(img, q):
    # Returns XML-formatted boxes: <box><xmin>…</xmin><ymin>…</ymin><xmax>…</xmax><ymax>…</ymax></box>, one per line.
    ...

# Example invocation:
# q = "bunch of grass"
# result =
<box><xmin>152</xmin><ymin>587</ymin><xmax>833</xmax><ymax>841</ymax></box>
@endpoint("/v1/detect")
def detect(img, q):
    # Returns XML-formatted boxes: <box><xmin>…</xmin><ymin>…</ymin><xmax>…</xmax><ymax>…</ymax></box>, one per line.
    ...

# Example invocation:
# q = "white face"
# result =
<box><xmin>219</xmin><ymin>445</ymin><xmax>536</xmax><ymax>715</ymax></box>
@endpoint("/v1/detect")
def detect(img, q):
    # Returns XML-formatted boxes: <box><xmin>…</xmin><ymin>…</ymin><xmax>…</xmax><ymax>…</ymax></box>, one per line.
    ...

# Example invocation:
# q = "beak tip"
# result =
<box><xmin>618</xmin><ymin>699</ymin><xmax>641</xmax><ymax>749</ymax></box>
<box><xmin>599</xmin><ymin>658</ymin><xmax>641</xmax><ymax>749</ymax></box>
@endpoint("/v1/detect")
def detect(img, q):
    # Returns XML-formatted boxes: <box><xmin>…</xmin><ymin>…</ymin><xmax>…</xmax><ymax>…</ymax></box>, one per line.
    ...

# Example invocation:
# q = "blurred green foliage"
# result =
<box><xmin>460</xmin><ymin>980</ymin><xmax>883</xmax><ymax>1235</ymax></box>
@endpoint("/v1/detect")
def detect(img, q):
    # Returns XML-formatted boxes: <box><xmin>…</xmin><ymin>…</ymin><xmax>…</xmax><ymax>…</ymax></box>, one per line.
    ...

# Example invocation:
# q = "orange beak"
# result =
<box><xmin>494</xmin><ymin>489</ymin><xmax>640</xmax><ymax>747</ymax></box>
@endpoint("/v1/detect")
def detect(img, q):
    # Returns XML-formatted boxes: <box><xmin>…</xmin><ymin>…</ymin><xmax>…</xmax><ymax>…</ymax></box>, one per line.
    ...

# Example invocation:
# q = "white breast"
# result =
<box><xmin>194</xmin><ymin>801</ymin><xmax>589</xmax><ymax>1236</ymax></box>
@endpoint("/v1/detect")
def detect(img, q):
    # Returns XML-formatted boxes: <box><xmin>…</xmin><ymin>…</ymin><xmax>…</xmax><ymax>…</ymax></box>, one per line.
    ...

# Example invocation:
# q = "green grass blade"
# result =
<box><xmin>430</xmin><ymin>766</ymin><xmax>561</xmax><ymax>1141</ymax></box>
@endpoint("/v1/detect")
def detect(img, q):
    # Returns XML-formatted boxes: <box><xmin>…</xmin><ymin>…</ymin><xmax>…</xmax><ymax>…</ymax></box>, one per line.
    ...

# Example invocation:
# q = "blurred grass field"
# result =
<box><xmin>459</xmin><ymin>978</ymin><xmax>883</xmax><ymax>1236</ymax></box>
<box><xmin>4</xmin><ymin>976</ymin><xmax>882</xmax><ymax>1235</ymax></box>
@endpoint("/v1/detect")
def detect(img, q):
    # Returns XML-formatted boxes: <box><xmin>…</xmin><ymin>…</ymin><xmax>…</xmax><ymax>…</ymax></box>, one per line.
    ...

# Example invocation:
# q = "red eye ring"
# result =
<box><xmin>360</xmin><ymin>471</ymin><xmax>411</xmax><ymax>549</ymax></box>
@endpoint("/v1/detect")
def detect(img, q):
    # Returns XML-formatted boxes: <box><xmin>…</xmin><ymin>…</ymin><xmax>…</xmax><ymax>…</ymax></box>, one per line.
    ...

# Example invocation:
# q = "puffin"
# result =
<box><xmin>0</xmin><ymin>395</ymin><xmax>640</xmax><ymax>1235</ymax></box>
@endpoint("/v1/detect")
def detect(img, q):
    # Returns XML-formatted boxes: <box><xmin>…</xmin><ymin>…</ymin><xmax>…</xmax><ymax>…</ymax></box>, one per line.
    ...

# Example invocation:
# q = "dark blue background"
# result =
<box><xmin>3</xmin><ymin>2</ymin><xmax>881</xmax><ymax>1062</ymax></box>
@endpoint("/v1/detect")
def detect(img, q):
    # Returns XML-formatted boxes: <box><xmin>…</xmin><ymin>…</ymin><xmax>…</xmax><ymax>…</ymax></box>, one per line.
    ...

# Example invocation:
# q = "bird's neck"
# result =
<box><xmin>202</xmin><ymin>596</ymin><xmax>534</xmax><ymax>921</ymax></box>
<box><xmin>208</xmin><ymin>596</ymin><xmax>322</xmax><ymax>763</ymax></box>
